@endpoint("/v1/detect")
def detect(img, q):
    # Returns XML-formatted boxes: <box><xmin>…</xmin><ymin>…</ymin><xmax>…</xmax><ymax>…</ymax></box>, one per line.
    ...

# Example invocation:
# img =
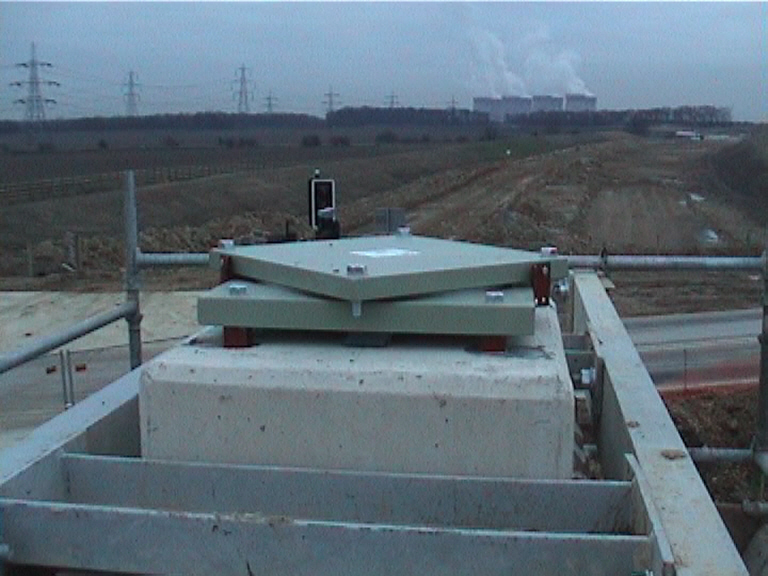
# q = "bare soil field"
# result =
<box><xmin>1</xmin><ymin>127</ymin><xmax>767</xmax><ymax>506</ymax></box>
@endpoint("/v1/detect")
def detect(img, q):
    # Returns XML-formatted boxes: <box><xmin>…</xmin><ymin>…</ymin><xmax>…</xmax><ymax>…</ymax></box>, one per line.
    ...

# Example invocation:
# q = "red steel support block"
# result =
<box><xmin>223</xmin><ymin>326</ymin><xmax>256</xmax><ymax>348</ymax></box>
<box><xmin>479</xmin><ymin>335</ymin><xmax>507</xmax><ymax>353</ymax></box>
<box><xmin>531</xmin><ymin>263</ymin><xmax>551</xmax><ymax>307</ymax></box>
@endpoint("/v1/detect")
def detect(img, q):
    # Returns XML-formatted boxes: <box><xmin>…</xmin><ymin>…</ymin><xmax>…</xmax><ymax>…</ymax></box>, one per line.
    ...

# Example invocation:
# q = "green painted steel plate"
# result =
<box><xmin>199</xmin><ymin>280</ymin><xmax>535</xmax><ymax>336</ymax></box>
<box><xmin>212</xmin><ymin>235</ymin><xmax>565</xmax><ymax>303</ymax></box>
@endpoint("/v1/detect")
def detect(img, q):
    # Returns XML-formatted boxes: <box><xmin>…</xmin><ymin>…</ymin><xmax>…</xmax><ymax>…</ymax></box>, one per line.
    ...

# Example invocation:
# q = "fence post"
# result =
<box><xmin>26</xmin><ymin>242</ymin><xmax>34</xmax><ymax>277</ymax></box>
<box><xmin>123</xmin><ymin>170</ymin><xmax>143</xmax><ymax>369</ymax></box>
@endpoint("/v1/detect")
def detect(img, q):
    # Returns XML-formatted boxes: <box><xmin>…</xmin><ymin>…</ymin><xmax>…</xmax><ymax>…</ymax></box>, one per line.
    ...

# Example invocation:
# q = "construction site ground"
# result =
<box><xmin>1</xmin><ymin>128</ymin><xmax>766</xmax><ymax>509</ymax></box>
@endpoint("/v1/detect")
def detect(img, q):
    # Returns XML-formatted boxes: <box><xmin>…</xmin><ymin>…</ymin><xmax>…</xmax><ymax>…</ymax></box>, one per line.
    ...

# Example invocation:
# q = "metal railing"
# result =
<box><xmin>0</xmin><ymin>301</ymin><xmax>137</xmax><ymax>376</ymax></box>
<box><xmin>567</xmin><ymin>253</ymin><xmax>764</xmax><ymax>272</ymax></box>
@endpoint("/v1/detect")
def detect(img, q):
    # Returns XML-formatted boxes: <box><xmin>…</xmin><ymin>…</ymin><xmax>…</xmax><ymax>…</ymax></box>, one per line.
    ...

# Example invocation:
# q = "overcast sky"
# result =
<box><xmin>0</xmin><ymin>2</ymin><xmax>765</xmax><ymax>122</ymax></box>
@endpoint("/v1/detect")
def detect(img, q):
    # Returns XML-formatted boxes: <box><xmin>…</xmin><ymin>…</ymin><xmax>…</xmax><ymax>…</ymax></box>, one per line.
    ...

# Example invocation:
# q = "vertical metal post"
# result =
<box><xmin>124</xmin><ymin>170</ymin><xmax>142</xmax><ymax>369</ymax></box>
<box><xmin>757</xmin><ymin>250</ymin><xmax>768</xmax><ymax>450</ymax></box>
<box><xmin>0</xmin><ymin>505</ymin><xmax>8</xmax><ymax>576</ymax></box>
<box><xmin>65</xmin><ymin>349</ymin><xmax>75</xmax><ymax>406</ymax></box>
<box><xmin>59</xmin><ymin>349</ymin><xmax>71</xmax><ymax>409</ymax></box>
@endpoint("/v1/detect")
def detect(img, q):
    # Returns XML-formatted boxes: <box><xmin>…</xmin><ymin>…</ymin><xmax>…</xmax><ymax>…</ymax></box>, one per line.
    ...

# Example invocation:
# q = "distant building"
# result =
<box><xmin>564</xmin><ymin>93</ymin><xmax>597</xmax><ymax>112</ymax></box>
<box><xmin>531</xmin><ymin>95</ymin><xmax>564</xmax><ymax>113</ymax></box>
<box><xmin>473</xmin><ymin>97</ymin><xmax>504</xmax><ymax>122</ymax></box>
<box><xmin>473</xmin><ymin>96</ymin><xmax>532</xmax><ymax>122</ymax></box>
<box><xmin>474</xmin><ymin>93</ymin><xmax>600</xmax><ymax>120</ymax></box>
<box><xmin>501</xmin><ymin>96</ymin><xmax>533</xmax><ymax>117</ymax></box>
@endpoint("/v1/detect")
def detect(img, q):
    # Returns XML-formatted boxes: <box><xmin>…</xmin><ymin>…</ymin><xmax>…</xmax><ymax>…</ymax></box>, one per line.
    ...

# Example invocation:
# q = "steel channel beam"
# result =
<box><xmin>0</xmin><ymin>301</ymin><xmax>136</xmax><ymax>375</ymax></box>
<box><xmin>62</xmin><ymin>454</ymin><xmax>633</xmax><ymax>534</ymax></box>
<box><xmin>572</xmin><ymin>272</ymin><xmax>748</xmax><ymax>575</ymax></box>
<box><xmin>567</xmin><ymin>254</ymin><xmax>763</xmax><ymax>271</ymax></box>
<box><xmin>626</xmin><ymin>455</ymin><xmax>676</xmax><ymax>576</ymax></box>
<box><xmin>0</xmin><ymin>499</ymin><xmax>652</xmax><ymax>576</ymax></box>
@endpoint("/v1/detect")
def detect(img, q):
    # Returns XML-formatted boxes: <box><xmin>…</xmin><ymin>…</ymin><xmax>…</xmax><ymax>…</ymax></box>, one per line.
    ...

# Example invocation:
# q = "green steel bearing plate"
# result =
<box><xmin>199</xmin><ymin>280</ymin><xmax>535</xmax><ymax>336</ymax></box>
<box><xmin>212</xmin><ymin>235</ymin><xmax>566</xmax><ymax>303</ymax></box>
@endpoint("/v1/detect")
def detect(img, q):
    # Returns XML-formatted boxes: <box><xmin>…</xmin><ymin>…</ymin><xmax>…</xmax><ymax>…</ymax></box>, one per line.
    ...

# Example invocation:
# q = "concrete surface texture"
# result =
<box><xmin>0</xmin><ymin>291</ymin><xmax>202</xmax><ymax>353</ymax></box>
<box><xmin>140</xmin><ymin>306</ymin><xmax>574</xmax><ymax>479</ymax></box>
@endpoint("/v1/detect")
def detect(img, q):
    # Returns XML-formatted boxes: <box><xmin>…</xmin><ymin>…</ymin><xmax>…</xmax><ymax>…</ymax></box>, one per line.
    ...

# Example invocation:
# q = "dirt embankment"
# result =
<box><xmin>711</xmin><ymin>126</ymin><xmax>768</xmax><ymax>226</ymax></box>
<box><xmin>1</xmin><ymin>131</ymin><xmax>764</xmax><ymax>305</ymax></box>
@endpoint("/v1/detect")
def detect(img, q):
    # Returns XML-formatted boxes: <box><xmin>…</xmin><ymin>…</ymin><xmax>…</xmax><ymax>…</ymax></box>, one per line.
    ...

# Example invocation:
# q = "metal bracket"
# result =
<box><xmin>219</xmin><ymin>253</ymin><xmax>235</xmax><ymax>284</ymax></box>
<box><xmin>531</xmin><ymin>263</ymin><xmax>551</xmax><ymax>307</ymax></box>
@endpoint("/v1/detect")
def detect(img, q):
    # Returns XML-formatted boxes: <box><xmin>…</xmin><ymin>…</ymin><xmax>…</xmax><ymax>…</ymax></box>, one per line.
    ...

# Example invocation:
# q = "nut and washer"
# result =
<box><xmin>346</xmin><ymin>264</ymin><xmax>367</xmax><ymax>276</ymax></box>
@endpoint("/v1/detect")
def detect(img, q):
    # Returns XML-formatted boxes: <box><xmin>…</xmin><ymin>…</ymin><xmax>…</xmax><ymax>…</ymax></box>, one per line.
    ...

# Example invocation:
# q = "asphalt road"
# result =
<box><xmin>0</xmin><ymin>307</ymin><xmax>762</xmax><ymax>449</ymax></box>
<box><xmin>624</xmin><ymin>308</ymin><xmax>761</xmax><ymax>390</ymax></box>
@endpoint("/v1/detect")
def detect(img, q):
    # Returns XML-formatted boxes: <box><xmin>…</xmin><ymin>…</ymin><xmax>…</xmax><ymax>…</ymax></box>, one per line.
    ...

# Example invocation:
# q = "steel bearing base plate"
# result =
<box><xmin>199</xmin><ymin>281</ymin><xmax>535</xmax><ymax>336</ymax></box>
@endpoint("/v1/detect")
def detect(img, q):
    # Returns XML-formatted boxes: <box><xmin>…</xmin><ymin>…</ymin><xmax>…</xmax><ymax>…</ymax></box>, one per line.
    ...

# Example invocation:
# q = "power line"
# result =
<box><xmin>10</xmin><ymin>42</ymin><xmax>59</xmax><ymax>124</ymax></box>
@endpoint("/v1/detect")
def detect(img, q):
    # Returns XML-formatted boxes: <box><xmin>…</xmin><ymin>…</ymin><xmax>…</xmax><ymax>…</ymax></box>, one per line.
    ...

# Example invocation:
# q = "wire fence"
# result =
<box><xmin>0</xmin><ymin>161</ymin><xmax>262</xmax><ymax>205</ymax></box>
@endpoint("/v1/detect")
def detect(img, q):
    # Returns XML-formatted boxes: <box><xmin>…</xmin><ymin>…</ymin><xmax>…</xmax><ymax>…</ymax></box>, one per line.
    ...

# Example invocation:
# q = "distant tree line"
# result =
<box><xmin>0</xmin><ymin>112</ymin><xmax>325</xmax><ymax>135</ymax></box>
<box><xmin>0</xmin><ymin>104</ymin><xmax>733</xmax><ymax>137</ymax></box>
<box><xmin>506</xmin><ymin>105</ymin><xmax>732</xmax><ymax>133</ymax></box>
<box><xmin>326</xmin><ymin>106</ymin><xmax>487</xmax><ymax>127</ymax></box>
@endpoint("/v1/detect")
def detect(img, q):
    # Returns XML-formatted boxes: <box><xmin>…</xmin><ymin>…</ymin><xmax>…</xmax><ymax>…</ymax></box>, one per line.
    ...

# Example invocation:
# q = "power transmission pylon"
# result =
<box><xmin>448</xmin><ymin>96</ymin><xmax>458</xmax><ymax>120</ymax></box>
<box><xmin>10</xmin><ymin>42</ymin><xmax>59</xmax><ymax>126</ymax></box>
<box><xmin>264</xmin><ymin>90</ymin><xmax>278</xmax><ymax>114</ymax></box>
<box><xmin>233</xmin><ymin>64</ymin><xmax>253</xmax><ymax>114</ymax></box>
<box><xmin>386</xmin><ymin>90</ymin><xmax>399</xmax><ymax>109</ymax></box>
<box><xmin>323</xmin><ymin>86</ymin><xmax>340</xmax><ymax>114</ymax></box>
<box><xmin>124</xmin><ymin>70</ymin><xmax>140</xmax><ymax>117</ymax></box>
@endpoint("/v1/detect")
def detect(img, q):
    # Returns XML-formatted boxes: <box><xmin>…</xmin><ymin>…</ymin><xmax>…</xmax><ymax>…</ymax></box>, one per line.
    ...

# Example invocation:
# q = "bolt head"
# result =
<box><xmin>347</xmin><ymin>264</ymin><xmax>367</xmax><ymax>276</ymax></box>
<box><xmin>228</xmin><ymin>282</ymin><xmax>248</xmax><ymax>296</ymax></box>
<box><xmin>485</xmin><ymin>290</ymin><xmax>505</xmax><ymax>303</ymax></box>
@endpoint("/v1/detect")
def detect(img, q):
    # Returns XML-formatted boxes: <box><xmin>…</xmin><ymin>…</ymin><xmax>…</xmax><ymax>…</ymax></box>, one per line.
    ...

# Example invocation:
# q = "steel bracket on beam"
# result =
<box><xmin>531</xmin><ymin>262</ymin><xmax>551</xmax><ymax>306</ymax></box>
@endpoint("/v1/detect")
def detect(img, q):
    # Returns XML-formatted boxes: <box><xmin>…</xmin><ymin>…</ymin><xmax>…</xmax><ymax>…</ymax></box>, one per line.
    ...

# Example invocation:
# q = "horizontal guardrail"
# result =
<box><xmin>136</xmin><ymin>251</ymin><xmax>209</xmax><ymax>268</ymax></box>
<box><xmin>567</xmin><ymin>254</ymin><xmax>764</xmax><ymax>271</ymax></box>
<box><xmin>0</xmin><ymin>301</ymin><xmax>137</xmax><ymax>375</ymax></box>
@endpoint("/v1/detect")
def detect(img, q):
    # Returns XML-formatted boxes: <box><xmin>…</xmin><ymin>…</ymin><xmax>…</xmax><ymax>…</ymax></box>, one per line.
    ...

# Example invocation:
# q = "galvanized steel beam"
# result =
<box><xmin>62</xmin><ymin>454</ymin><xmax>633</xmax><ymax>534</ymax></box>
<box><xmin>0</xmin><ymin>499</ymin><xmax>652</xmax><ymax>576</ymax></box>
<box><xmin>572</xmin><ymin>272</ymin><xmax>748</xmax><ymax>575</ymax></box>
